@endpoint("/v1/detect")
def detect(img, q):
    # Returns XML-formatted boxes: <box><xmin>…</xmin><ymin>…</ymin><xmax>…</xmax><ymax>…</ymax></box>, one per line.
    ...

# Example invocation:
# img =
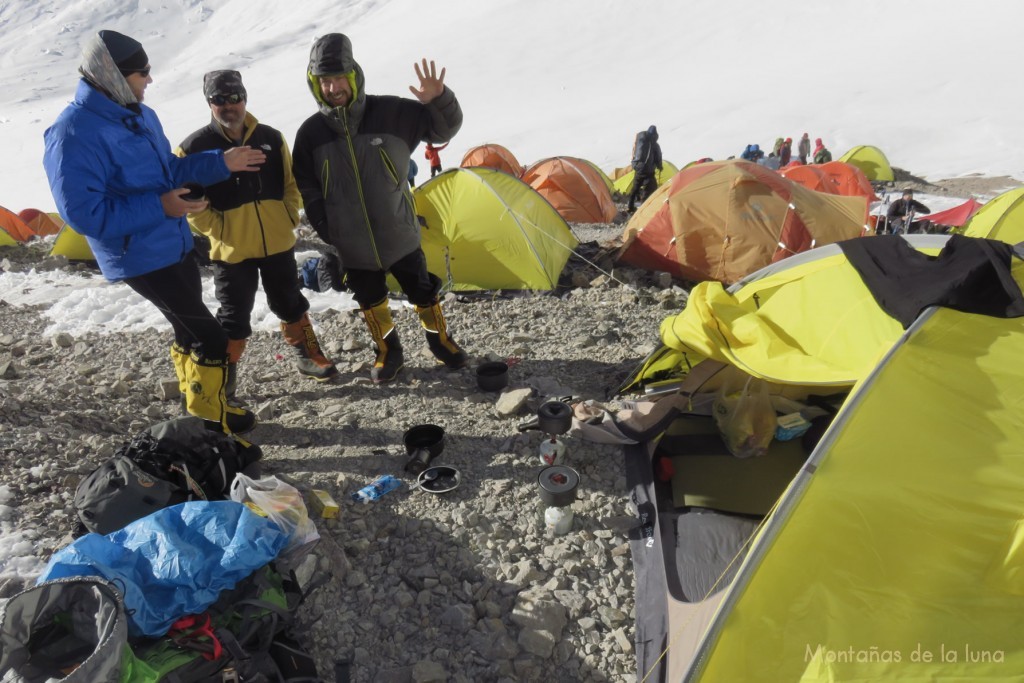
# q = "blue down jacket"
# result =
<box><xmin>43</xmin><ymin>80</ymin><xmax>230</xmax><ymax>280</ymax></box>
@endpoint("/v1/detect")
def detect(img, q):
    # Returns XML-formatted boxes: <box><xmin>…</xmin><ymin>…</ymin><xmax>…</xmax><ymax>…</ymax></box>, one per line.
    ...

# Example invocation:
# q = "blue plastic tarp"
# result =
<box><xmin>38</xmin><ymin>500</ymin><xmax>288</xmax><ymax>638</ymax></box>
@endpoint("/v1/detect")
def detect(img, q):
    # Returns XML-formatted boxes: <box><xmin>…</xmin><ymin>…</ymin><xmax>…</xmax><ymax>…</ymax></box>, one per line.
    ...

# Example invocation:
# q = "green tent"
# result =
<box><xmin>412</xmin><ymin>168</ymin><xmax>578</xmax><ymax>291</ymax></box>
<box><xmin>837</xmin><ymin>145</ymin><xmax>894</xmax><ymax>182</ymax></box>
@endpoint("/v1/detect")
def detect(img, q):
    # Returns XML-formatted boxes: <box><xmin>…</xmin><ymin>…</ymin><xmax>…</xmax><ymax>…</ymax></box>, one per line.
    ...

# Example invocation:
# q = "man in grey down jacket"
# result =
<box><xmin>293</xmin><ymin>33</ymin><xmax>468</xmax><ymax>384</ymax></box>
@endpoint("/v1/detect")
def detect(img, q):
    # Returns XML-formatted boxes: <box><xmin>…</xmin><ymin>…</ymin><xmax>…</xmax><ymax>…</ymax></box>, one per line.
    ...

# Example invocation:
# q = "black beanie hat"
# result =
<box><xmin>99</xmin><ymin>30</ymin><xmax>149</xmax><ymax>73</ymax></box>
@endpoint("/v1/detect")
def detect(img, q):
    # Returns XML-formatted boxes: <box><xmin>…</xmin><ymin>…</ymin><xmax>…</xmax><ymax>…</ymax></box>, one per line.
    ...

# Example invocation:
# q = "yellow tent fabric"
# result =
<box><xmin>837</xmin><ymin>145</ymin><xmax>894</xmax><ymax>182</ymax></box>
<box><xmin>49</xmin><ymin>223</ymin><xmax>95</xmax><ymax>260</ymax></box>
<box><xmin>688</xmin><ymin>261</ymin><xmax>1024</xmax><ymax>680</ymax></box>
<box><xmin>659</xmin><ymin>251</ymin><xmax>905</xmax><ymax>386</ymax></box>
<box><xmin>413</xmin><ymin>168</ymin><xmax>578</xmax><ymax>291</ymax></box>
<box><xmin>621</xmin><ymin>237</ymin><xmax>948</xmax><ymax>393</ymax></box>
<box><xmin>611</xmin><ymin>161</ymin><xmax>679</xmax><ymax>196</ymax></box>
<box><xmin>0</xmin><ymin>226</ymin><xmax>16</xmax><ymax>247</ymax></box>
<box><xmin>961</xmin><ymin>187</ymin><xmax>1024</xmax><ymax>244</ymax></box>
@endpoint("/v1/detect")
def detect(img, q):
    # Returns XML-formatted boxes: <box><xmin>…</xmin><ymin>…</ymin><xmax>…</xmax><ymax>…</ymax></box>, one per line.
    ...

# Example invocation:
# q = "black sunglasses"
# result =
<box><xmin>208</xmin><ymin>93</ymin><xmax>245</xmax><ymax>106</ymax></box>
<box><xmin>121</xmin><ymin>66</ymin><xmax>151</xmax><ymax>78</ymax></box>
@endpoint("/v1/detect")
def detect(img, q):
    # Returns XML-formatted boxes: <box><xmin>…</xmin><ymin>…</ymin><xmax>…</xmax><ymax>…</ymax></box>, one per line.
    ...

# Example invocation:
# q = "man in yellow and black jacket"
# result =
<box><xmin>292</xmin><ymin>33</ymin><xmax>469</xmax><ymax>384</ymax></box>
<box><xmin>176</xmin><ymin>70</ymin><xmax>337</xmax><ymax>402</ymax></box>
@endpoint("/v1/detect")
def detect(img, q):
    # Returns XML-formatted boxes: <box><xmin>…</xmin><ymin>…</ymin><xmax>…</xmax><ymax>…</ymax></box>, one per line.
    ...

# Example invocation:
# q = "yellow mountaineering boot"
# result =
<box><xmin>280</xmin><ymin>313</ymin><xmax>338</xmax><ymax>381</ymax></box>
<box><xmin>361</xmin><ymin>299</ymin><xmax>404</xmax><ymax>383</ymax></box>
<box><xmin>415</xmin><ymin>299</ymin><xmax>469</xmax><ymax>369</ymax></box>
<box><xmin>184</xmin><ymin>351</ymin><xmax>257</xmax><ymax>434</ymax></box>
<box><xmin>170</xmin><ymin>342</ymin><xmax>190</xmax><ymax>415</ymax></box>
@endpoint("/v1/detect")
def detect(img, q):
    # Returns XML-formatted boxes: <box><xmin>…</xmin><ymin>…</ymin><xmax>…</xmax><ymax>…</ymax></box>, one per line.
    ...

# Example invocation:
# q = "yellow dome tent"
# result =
<box><xmin>622</xmin><ymin>235</ymin><xmax>1024</xmax><ymax>682</ymax></box>
<box><xmin>611</xmin><ymin>161</ymin><xmax>680</xmax><ymax>197</ymax></box>
<box><xmin>961</xmin><ymin>186</ymin><xmax>1024</xmax><ymax>244</ymax></box>
<box><xmin>49</xmin><ymin>222</ymin><xmax>95</xmax><ymax>261</ymax></box>
<box><xmin>837</xmin><ymin>145</ymin><xmax>894</xmax><ymax>182</ymax></box>
<box><xmin>412</xmin><ymin>168</ymin><xmax>578</xmax><ymax>291</ymax></box>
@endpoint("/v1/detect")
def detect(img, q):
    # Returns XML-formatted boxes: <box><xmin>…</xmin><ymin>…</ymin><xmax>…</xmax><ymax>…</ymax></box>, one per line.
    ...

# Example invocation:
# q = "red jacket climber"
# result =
<box><xmin>425</xmin><ymin>142</ymin><xmax>448</xmax><ymax>177</ymax></box>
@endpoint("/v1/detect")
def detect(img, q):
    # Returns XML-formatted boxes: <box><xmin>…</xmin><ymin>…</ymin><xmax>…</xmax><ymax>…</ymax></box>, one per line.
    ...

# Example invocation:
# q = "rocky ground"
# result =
<box><xmin>0</xmin><ymin>215</ymin><xmax>682</xmax><ymax>682</ymax></box>
<box><xmin>0</xmin><ymin>172</ymin><xmax>1015</xmax><ymax>682</ymax></box>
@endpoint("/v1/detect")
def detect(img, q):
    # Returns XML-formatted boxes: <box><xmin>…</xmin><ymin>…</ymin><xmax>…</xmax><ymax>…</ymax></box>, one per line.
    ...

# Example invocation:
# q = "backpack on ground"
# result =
<box><xmin>0</xmin><ymin>569</ymin><xmax>321</xmax><ymax>682</ymax></box>
<box><xmin>131</xmin><ymin>563</ymin><xmax>320</xmax><ymax>682</ymax></box>
<box><xmin>0</xmin><ymin>577</ymin><xmax>135</xmax><ymax>682</ymax></box>
<box><xmin>299</xmin><ymin>253</ymin><xmax>344</xmax><ymax>293</ymax></box>
<box><xmin>74</xmin><ymin>417</ymin><xmax>262</xmax><ymax>535</ymax></box>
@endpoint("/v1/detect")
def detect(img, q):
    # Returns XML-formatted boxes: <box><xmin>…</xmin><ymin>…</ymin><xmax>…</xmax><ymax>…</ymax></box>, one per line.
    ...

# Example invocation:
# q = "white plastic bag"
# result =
<box><xmin>712</xmin><ymin>376</ymin><xmax>775</xmax><ymax>458</ymax></box>
<box><xmin>229</xmin><ymin>474</ymin><xmax>320</xmax><ymax>566</ymax></box>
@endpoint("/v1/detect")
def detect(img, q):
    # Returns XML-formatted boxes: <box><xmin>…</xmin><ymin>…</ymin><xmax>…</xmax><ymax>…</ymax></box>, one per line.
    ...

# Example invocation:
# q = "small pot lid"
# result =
<box><xmin>538</xmin><ymin>465</ymin><xmax>579</xmax><ymax>492</ymax></box>
<box><xmin>416</xmin><ymin>465</ymin><xmax>461</xmax><ymax>494</ymax></box>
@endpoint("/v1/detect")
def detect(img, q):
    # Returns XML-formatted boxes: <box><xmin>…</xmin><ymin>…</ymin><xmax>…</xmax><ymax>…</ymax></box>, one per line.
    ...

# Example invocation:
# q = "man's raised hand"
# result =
<box><xmin>409</xmin><ymin>59</ymin><xmax>446</xmax><ymax>103</ymax></box>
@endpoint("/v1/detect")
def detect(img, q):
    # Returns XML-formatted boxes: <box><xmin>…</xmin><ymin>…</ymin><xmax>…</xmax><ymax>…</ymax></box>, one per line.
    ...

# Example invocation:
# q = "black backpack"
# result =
<box><xmin>74</xmin><ymin>417</ymin><xmax>262</xmax><ymax>535</ymax></box>
<box><xmin>632</xmin><ymin>131</ymin><xmax>654</xmax><ymax>173</ymax></box>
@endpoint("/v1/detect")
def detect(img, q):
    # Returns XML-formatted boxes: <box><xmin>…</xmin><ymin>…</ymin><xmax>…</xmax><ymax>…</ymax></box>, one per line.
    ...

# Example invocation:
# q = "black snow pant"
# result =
<box><xmin>344</xmin><ymin>248</ymin><xmax>441</xmax><ymax>309</ymax></box>
<box><xmin>211</xmin><ymin>248</ymin><xmax>310</xmax><ymax>340</ymax></box>
<box><xmin>628</xmin><ymin>171</ymin><xmax>658</xmax><ymax>211</ymax></box>
<box><xmin>123</xmin><ymin>252</ymin><xmax>227</xmax><ymax>361</ymax></box>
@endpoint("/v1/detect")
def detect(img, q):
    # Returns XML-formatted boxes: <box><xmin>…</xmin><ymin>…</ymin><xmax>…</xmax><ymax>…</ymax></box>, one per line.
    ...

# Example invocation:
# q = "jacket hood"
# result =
<box><xmin>79</xmin><ymin>32</ymin><xmax>139</xmax><ymax>111</ymax></box>
<box><xmin>306</xmin><ymin>33</ymin><xmax>366</xmax><ymax>119</ymax></box>
<box><xmin>815</xmin><ymin>138</ymin><xmax>823</xmax><ymax>146</ymax></box>
<box><xmin>647</xmin><ymin>125</ymin><xmax>658</xmax><ymax>141</ymax></box>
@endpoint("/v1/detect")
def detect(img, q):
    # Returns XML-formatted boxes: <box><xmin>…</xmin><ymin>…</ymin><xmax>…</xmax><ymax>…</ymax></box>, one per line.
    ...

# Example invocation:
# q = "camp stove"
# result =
<box><xmin>519</xmin><ymin>399</ymin><xmax>573</xmax><ymax>466</ymax></box>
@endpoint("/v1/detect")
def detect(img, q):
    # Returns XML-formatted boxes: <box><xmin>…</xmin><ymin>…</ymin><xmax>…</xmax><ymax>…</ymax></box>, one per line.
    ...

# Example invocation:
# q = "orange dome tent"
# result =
<box><xmin>521</xmin><ymin>157</ymin><xmax>618</xmax><ymax>223</ymax></box>
<box><xmin>0</xmin><ymin>206</ymin><xmax>34</xmax><ymax>242</ymax></box>
<box><xmin>616</xmin><ymin>160</ymin><xmax>869</xmax><ymax>284</ymax></box>
<box><xmin>17</xmin><ymin>208</ymin><xmax>63</xmax><ymax>237</ymax></box>
<box><xmin>460</xmin><ymin>143</ymin><xmax>524</xmax><ymax>177</ymax></box>
<box><xmin>779</xmin><ymin>164</ymin><xmax>839</xmax><ymax>194</ymax></box>
<box><xmin>818</xmin><ymin>161</ymin><xmax>879</xmax><ymax>201</ymax></box>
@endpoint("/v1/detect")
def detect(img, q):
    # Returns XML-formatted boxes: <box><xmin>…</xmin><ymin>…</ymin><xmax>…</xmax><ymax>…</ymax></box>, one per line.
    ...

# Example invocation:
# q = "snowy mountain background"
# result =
<box><xmin>2</xmin><ymin>0</ymin><xmax>1022</xmax><ymax>214</ymax></box>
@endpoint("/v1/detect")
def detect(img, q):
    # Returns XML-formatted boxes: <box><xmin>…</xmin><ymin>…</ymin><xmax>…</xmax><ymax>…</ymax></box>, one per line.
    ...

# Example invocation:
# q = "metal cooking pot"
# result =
<box><xmin>476</xmin><ymin>361</ymin><xmax>509</xmax><ymax>392</ymax></box>
<box><xmin>537</xmin><ymin>465</ymin><xmax>579</xmax><ymax>508</ymax></box>
<box><xmin>403</xmin><ymin>424</ymin><xmax>445</xmax><ymax>475</ymax></box>
<box><xmin>537</xmin><ymin>400</ymin><xmax>573</xmax><ymax>435</ymax></box>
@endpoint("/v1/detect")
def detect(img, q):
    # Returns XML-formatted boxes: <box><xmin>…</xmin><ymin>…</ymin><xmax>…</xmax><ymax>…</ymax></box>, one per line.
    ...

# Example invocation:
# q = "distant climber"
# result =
<box><xmin>813</xmin><ymin>138</ymin><xmax>832</xmax><ymax>164</ymax></box>
<box><xmin>741</xmin><ymin>144</ymin><xmax>764</xmax><ymax>163</ymax></box>
<box><xmin>779</xmin><ymin>137</ymin><xmax>793</xmax><ymax>166</ymax></box>
<box><xmin>885</xmin><ymin>189</ymin><xmax>931</xmax><ymax>235</ymax></box>
<box><xmin>627</xmin><ymin>125</ymin><xmax>663</xmax><ymax>213</ymax></box>
<box><xmin>425</xmin><ymin>142</ymin><xmax>448</xmax><ymax>177</ymax></box>
<box><xmin>798</xmin><ymin>133</ymin><xmax>811</xmax><ymax>164</ymax></box>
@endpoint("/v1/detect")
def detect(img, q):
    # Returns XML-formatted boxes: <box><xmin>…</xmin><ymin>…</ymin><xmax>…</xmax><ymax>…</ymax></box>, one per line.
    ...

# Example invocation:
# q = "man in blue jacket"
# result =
<box><xmin>43</xmin><ymin>30</ymin><xmax>266</xmax><ymax>434</ymax></box>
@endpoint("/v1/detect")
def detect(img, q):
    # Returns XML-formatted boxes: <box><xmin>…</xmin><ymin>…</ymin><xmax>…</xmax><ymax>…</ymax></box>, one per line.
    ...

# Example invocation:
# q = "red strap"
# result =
<box><xmin>168</xmin><ymin>612</ymin><xmax>223</xmax><ymax>661</ymax></box>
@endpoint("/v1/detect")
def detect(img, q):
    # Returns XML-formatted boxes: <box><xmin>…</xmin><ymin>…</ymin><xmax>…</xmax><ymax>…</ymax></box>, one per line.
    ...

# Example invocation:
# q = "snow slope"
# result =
<box><xmin>1</xmin><ymin>0</ymin><xmax>1022</xmax><ymax>213</ymax></box>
